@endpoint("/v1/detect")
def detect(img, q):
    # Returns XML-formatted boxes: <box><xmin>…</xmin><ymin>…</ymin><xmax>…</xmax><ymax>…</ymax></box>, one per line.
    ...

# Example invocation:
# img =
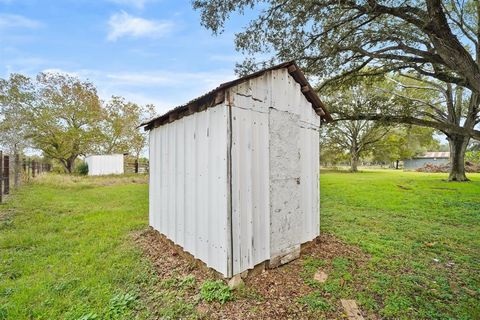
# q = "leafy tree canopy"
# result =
<box><xmin>27</xmin><ymin>72</ymin><xmax>104</xmax><ymax>173</ymax></box>
<box><xmin>0</xmin><ymin>74</ymin><xmax>35</xmax><ymax>154</ymax></box>
<box><xmin>193</xmin><ymin>0</ymin><xmax>479</xmax><ymax>180</ymax></box>
<box><xmin>194</xmin><ymin>0</ymin><xmax>479</xmax><ymax>94</ymax></box>
<box><xmin>98</xmin><ymin>96</ymin><xmax>155</xmax><ymax>158</ymax></box>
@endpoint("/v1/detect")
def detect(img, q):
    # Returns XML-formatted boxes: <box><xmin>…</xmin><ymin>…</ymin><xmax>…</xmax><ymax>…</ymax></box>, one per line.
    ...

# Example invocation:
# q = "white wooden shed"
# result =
<box><xmin>84</xmin><ymin>154</ymin><xmax>124</xmax><ymax>176</ymax></box>
<box><xmin>142</xmin><ymin>61</ymin><xmax>331</xmax><ymax>277</ymax></box>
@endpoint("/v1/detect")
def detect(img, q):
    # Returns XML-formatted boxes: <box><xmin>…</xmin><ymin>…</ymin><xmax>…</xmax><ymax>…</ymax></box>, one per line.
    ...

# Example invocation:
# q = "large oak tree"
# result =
<box><xmin>193</xmin><ymin>0</ymin><xmax>480</xmax><ymax>181</ymax></box>
<box><xmin>28</xmin><ymin>73</ymin><xmax>103</xmax><ymax>173</ymax></box>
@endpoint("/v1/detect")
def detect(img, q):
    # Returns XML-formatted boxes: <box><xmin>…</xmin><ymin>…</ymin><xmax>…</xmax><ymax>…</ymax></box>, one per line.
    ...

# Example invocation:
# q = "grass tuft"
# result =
<box><xmin>199</xmin><ymin>280</ymin><xmax>233</xmax><ymax>304</ymax></box>
<box><xmin>297</xmin><ymin>292</ymin><xmax>332</xmax><ymax>311</ymax></box>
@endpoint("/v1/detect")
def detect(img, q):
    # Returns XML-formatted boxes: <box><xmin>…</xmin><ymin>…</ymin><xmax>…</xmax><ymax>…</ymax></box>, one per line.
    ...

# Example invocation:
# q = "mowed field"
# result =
<box><xmin>320</xmin><ymin>170</ymin><xmax>480</xmax><ymax>319</ymax></box>
<box><xmin>0</xmin><ymin>171</ymin><xmax>479</xmax><ymax>319</ymax></box>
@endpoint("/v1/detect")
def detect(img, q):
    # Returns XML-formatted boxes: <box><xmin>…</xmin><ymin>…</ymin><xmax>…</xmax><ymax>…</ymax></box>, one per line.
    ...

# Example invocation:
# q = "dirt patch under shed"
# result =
<box><xmin>135</xmin><ymin>228</ymin><xmax>376</xmax><ymax>319</ymax></box>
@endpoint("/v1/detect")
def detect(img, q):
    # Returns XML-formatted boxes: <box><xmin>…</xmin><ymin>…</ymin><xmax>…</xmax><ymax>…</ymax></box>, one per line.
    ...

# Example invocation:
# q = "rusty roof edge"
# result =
<box><xmin>286</xmin><ymin>62</ymin><xmax>333</xmax><ymax>122</ymax></box>
<box><xmin>142</xmin><ymin>61</ymin><xmax>331</xmax><ymax>130</ymax></box>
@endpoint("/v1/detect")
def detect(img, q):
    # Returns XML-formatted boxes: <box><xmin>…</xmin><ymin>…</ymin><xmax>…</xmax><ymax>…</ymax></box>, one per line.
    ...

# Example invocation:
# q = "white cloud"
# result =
<box><xmin>104</xmin><ymin>70</ymin><xmax>234</xmax><ymax>87</ymax></box>
<box><xmin>107</xmin><ymin>11</ymin><xmax>172</xmax><ymax>41</ymax></box>
<box><xmin>41</xmin><ymin>68</ymin><xmax>80</xmax><ymax>77</ymax></box>
<box><xmin>0</xmin><ymin>14</ymin><xmax>42</xmax><ymax>29</ymax></box>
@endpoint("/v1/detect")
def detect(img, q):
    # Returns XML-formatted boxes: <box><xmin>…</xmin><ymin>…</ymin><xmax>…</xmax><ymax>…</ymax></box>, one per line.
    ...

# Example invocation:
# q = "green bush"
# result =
<box><xmin>76</xmin><ymin>162</ymin><xmax>89</xmax><ymax>175</ymax></box>
<box><xmin>199</xmin><ymin>280</ymin><xmax>233</xmax><ymax>304</ymax></box>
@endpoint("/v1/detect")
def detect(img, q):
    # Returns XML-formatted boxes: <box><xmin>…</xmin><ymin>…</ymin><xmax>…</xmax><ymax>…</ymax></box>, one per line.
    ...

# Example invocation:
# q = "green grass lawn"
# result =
<box><xmin>0</xmin><ymin>171</ymin><xmax>479</xmax><ymax>319</ymax></box>
<box><xmin>0</xmin><ymin>175</ymin><xmax>154</xmax><ymax>319</ymax></box>
<box><xmin>320</xmin><ymin>169</ymin><xmax>480</xmax><ymax>319</ymax></box>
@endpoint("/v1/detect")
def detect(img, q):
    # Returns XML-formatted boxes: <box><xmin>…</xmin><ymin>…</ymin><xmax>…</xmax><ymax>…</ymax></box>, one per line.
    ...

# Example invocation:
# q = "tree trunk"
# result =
<box><xmin>395</xmin><ymin>160</ymin><xmax>399</xmax><ymax>169</ymax></box>
<box><xmin>447</xmin><ymin>134</ymin><xmax>470</xmax><ymax>181</ymax></box>
<box><xmin>350</xmin><ymin>153</ymin><xmax>359</xmax><ymax>172</ymax></box>
<box><xmin>13</xmin><ymin>147</ymin><xmax>20</xmax><ymax>188</ymax></box>
<box><xmin>66</xmin><ymin>159</ymin><xmax>75</xmax><ymax>174</ymax></box>
<box><xmin>61</xmin><ymin>156</ymin><xmax>77</xmax><ymax>174</ymax></box>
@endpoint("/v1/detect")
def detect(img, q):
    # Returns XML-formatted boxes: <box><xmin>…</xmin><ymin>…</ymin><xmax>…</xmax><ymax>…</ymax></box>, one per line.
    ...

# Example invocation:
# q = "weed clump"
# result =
<box><xmin>297</xmin><ymin>292</ymin><xmax>332</xmax><ymax>311</ymax></box>
<box><xmin>199</xmin><ymin>280</ymin><xmax>233</xmax><ymax>304</ymax></box>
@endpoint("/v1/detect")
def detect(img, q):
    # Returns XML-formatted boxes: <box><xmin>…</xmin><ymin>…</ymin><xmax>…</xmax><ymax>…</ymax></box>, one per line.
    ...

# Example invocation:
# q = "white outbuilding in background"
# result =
<box><xmin>142</xmin><ymin>61</ymin><xmax>331</xmax><ymax>278</ymax></box>
<box><xmin>85</xmin><ymin>154</ymin><xmax>124</xmax><ymax>176</ymax></box>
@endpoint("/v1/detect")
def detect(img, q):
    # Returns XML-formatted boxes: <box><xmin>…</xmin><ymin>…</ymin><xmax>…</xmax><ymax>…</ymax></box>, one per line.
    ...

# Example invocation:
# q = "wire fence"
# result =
<box><xmin>0</xmin><ymin>151</ymin><xmax>52</xmax><ymax>203</ymax></box>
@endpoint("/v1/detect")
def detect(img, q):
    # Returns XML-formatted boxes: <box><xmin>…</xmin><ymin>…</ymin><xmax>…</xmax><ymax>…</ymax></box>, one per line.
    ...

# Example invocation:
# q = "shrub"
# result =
<box><xmin>199</xmin><ymin>280</ymin><xmax>233</xmax><ymax>304</ymax></box>
<box><xmin>76</xmin><ymin>162</ymin><xmax>89</xmax><ymax>176</ymax></box>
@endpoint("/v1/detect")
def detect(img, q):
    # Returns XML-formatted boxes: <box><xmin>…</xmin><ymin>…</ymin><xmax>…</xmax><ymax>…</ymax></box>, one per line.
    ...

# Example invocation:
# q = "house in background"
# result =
<box><xmin>85</xmin><ymin>154</ymin><xmax>124</xmax><ymax>176</ymax></box>
<box><xmin>142</xmin><ymin>61</ymin><xmax>331</xmax><ymax>278</ymax></box>
<box><xmin>403</xmin><ymin>152</ymin><xmax>450</xmax><ymax>170</ymax></box>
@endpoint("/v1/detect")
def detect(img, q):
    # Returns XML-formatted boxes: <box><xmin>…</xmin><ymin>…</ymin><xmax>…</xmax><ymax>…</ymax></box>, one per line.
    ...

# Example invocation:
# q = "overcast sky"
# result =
<box><xmin>0</xmin><ymin>0</ymin><xmax>255</xmax><ymax>115</ymax></box>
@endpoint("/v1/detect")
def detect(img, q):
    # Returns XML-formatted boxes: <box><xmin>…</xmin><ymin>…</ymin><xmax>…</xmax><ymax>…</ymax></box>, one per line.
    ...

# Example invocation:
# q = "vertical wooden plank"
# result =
<box><xmin>176</xmin><ymin>118</ymin><xmax>185</xmax><ymax>248</ymax></box>
<box><xmin>184</xmin><ymin>113</ymin><xmax>195</xmax><ymax>252</ymax></box>
<box><xmin>206</xmin><ymin>108</ymin><xmax>212</xmax><ymax>266</ymax></box>
<box><xmin>148</xmin><ymin>130</ymin><xmax>154</xmax><ymax>228</ymax></box>
<box><xmin>226</xmin><ymin>100</ymin><xmax>233</xmax><ymax>277</ymax></box>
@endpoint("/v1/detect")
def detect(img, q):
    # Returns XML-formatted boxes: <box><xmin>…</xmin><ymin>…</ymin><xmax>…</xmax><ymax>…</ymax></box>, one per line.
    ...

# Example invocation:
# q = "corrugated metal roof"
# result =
<box><xmin>415</xmin><ymin>152</ymin><xmax>450</xmax><ymax>159</ymax></box>
<box><xmin>141</xmin><ymin>61</ymin><xmax>331</xmax><ymax>130</ymax></box>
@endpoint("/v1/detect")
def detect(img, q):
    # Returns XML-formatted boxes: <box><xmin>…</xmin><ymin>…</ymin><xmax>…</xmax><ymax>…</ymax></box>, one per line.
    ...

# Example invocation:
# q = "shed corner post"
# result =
<box><xmin>226</xmin><ymin>89</ymin><xmax>234</xmax><ymax>278</ymax></box>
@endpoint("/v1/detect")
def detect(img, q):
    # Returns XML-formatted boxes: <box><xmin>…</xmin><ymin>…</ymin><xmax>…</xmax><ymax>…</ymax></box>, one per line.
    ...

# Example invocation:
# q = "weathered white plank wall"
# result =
<box><xmin>149</xmin><ymin>105</ymin><xmax>230</xmax><ymax>276</ymax></box>
<box><xmin>268</xmin><ymin>68</ymin><xmax>320</xmax><ymax>257</ymax></box>
<box><xmin>85</xmin><ymin>154</ymin><xmax>124</xmax><ymax>176</ymax></box>
<box><xmin>149</xmin><ymin>68</ymin><xmax>320</xmax><ymax>277</ymax></box>
<box><xmin>227</xmin><ymin>68</ymin><xmax>320</xmax><ymax>268</ymax></box>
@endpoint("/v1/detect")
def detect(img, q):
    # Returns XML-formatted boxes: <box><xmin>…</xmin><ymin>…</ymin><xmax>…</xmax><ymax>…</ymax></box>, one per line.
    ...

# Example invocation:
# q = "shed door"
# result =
<box><xmin>268</xmin><ymin>108</ymin><xmax>302</xmax><ymax>258</ymax></box>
